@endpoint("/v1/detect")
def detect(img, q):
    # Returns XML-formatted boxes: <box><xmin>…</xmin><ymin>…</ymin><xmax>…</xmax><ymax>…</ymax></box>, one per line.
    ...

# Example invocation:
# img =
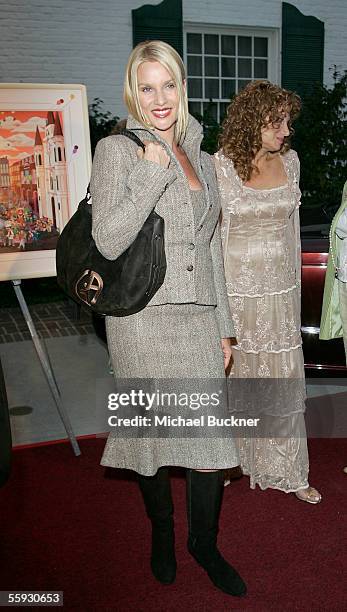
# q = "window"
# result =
<box><xmin>58</xmin><ymin>147</ymin><xmax>62</xmax><ymax>162</ymax></box>
<box><xmin>185</xmin><ymin>27</ymin><xmax>278</xmax><ymax>123</ymax></box>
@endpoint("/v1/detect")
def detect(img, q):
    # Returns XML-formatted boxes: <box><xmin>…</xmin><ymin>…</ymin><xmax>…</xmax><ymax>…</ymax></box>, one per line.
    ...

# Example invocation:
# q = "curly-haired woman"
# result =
<box><xmin>215</xmin><ymin>80</ymin><xmax>321</xmax><ymax>503</ymax></box>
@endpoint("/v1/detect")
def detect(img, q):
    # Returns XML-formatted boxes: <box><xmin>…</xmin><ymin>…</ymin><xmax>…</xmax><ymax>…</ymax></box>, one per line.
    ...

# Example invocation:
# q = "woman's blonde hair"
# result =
<box><xmin>219</xmin><ymin>80</ymin><xmax>301</xmax><ymax>182</ymax></box>
<box><xmin>124</xmin><ymin>40</ymin><xmax>188</xmax><ymax>144</ymax></box>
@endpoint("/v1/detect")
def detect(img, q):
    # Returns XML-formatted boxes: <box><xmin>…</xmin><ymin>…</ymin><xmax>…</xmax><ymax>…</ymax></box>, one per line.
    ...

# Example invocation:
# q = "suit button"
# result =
<box><xmin>188</xmin><ymin>242</ymin><xmax>195</xmax><ymax>250</ymax></box>
<box><xmin>187</xmin><ymin>265</ymin><xmax>194</xmax><ymax>271</ymax></box>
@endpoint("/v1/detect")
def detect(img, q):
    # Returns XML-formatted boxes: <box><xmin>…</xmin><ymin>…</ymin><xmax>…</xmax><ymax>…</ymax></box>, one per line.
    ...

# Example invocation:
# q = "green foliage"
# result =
<box><xmin>88</xmin><ymin>98</ymin><xmax>120</xmax><ymax>156</ymax></box>
<box><xmin>292</xmin><ymin>68</ymin><xmax>347</xmax><ymax>217</ymax></box>
<box><xmin>190</xmin><ymin>102</ymin><xmax>221</xmax><ymax>154</ymax></box>
<box><xmin>0</xmin><ymin>277</ymin><xmax>67</xmax><ymax>307</ymax></box>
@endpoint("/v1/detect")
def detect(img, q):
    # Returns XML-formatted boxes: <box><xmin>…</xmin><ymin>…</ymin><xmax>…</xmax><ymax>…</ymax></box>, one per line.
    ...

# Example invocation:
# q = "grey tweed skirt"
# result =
<box><xmin>101</xmin><ymin>303</ymin><xmax>239</xmax><ymax>475</ymax></box>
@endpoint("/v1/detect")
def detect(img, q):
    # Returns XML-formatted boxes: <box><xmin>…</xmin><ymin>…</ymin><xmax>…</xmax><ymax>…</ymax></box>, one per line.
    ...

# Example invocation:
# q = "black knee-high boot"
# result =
<box><xmin>138</xmin><ymin>467</ymin><xmax>176</xmax><ymax>584</ymax></box>
<box><xmin>186</xmin><ymin>470</ymin><xmax>246</xmax><ymax>597</ymax></box>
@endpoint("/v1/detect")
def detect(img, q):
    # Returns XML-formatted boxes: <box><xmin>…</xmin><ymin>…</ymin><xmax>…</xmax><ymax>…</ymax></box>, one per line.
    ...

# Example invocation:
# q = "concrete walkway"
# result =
<box><xmin>0</xmin><ymin>333</ymin><xmax>113</xmax><ymax>447</ymax></box>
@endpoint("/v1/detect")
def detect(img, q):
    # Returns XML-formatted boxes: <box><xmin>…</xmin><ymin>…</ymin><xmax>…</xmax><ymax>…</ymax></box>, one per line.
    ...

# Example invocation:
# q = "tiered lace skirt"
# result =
<box><xmin>228</xmin><ymin>287</ymin><xmax>309</xmax><ymax>492</ymax></box>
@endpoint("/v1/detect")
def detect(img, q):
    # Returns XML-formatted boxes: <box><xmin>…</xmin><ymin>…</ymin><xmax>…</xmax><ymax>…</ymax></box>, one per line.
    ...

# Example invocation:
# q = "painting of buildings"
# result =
<box><xmin>0</xmin><ymin>110</ymin><xmax>70</xmax><ymax>254</ymax></box>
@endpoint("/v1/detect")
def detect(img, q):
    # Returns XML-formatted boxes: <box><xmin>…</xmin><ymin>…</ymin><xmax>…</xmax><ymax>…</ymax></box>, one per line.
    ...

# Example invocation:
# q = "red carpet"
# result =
<box><xmin>0</xmin><ymin>438</ymin><xmax>346</xmax><ymax>611</ymax></box>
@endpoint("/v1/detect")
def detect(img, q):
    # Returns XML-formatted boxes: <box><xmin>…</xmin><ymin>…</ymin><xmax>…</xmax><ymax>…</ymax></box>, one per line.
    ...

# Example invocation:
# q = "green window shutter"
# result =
<box><xmin>132</xmin><ymin>0</ymin><xmax>183</xmax><ymax>57</ymax></box>
<box><xmin>282</xmin><ymin>2</ymin><xmax>324</xmax><ymax>97</ymax></box>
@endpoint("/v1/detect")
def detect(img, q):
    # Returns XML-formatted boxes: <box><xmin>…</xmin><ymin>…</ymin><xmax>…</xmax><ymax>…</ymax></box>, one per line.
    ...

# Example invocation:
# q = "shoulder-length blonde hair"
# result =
<box><xmin>124</xmin><ymin>40</ymin><xmax>188</xmax><ymax>144</ymax></box>
<box><xmin>219</xmin><ymin>80</ymin><xmax>301</xmax><ymax>182</ymax></box>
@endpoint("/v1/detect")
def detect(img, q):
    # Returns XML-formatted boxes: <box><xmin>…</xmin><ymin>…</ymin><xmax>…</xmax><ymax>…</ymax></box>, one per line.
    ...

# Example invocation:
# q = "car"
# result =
<box><xmin>301</xmin><ymin>223</ymin><xmax>347</xmax><ymax>376</ymax></box>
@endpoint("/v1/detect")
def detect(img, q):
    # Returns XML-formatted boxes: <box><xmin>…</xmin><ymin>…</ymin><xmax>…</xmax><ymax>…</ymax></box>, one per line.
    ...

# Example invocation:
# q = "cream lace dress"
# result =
<box><xmin>214</xmin><ymin>148</ymin><xmax>309</xmax><ymax>492</ymax></box>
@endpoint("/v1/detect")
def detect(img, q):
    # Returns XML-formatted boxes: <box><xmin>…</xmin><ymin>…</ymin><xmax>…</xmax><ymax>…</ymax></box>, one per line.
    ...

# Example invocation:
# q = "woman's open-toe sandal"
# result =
<box><xmin>295</xmin><ymin>486</ymin><xmax>322</xmax><ymax>504</ymax></box>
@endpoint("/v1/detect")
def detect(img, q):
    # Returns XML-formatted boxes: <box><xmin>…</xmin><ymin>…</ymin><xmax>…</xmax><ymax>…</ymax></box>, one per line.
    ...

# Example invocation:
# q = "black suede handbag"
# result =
<box><xmin>56</xmin><ymin>130</ymin><xmax>166</xmax><ymax>316</ymax></box>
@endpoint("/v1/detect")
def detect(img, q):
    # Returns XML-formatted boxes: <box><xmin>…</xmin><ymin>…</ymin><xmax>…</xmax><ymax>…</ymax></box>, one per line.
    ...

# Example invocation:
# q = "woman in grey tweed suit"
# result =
<box><xmin>90</xmin><ymin>41</ymin><xmax>246</xmax><ymax>597</ymax></box>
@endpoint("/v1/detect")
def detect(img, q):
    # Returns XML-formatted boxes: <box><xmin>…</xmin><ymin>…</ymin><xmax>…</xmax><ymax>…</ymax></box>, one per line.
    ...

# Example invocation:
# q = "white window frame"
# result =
<box><xmin>183</xmin><ymin>24</ymin><xmax>280</xmax><ymax>123</ymax></box>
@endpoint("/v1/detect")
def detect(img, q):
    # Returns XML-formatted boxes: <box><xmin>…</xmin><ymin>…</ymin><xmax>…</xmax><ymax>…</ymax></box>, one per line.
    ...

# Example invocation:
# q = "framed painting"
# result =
<box><xmin>0</xmin><ymin>83</ymin><xmax>91</xmax><ymax>281</ymax></box>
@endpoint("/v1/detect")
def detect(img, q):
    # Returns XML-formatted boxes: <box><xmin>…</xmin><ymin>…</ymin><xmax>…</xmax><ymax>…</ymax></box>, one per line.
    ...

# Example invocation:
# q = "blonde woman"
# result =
<box><xmin>90</xmin><ymin>41</ymin><xmax>246</xmax><ymax>596</ymax></box>
<box><xmin>215</xmin><ymin>81</ymin><xmax>321</xmax><ymax>503</ymax></box>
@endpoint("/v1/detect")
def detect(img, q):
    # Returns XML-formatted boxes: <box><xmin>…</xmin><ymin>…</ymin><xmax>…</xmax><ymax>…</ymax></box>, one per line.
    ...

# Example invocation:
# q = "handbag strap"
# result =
<box><xmin>86</xmin><ymin>129</ymin><xmax>145</xmax><ymax>199</ymax></box>
<box><xmin>120</xmin><ymin>128</ymin><xmax>146</xmax><ymax>152</ymax></box>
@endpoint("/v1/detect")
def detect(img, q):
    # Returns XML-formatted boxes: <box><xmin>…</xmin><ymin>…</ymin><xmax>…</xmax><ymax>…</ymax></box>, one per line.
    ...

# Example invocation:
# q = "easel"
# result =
<box><xmin>11</xmin><ymin>279</ymin><xmax>81</xmax><ymax>456</ymax></box>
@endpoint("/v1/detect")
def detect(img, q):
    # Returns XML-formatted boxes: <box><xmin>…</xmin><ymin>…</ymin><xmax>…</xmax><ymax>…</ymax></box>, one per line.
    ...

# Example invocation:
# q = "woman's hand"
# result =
<box><xmin>221</xmin><ymin>337</ymin><xmax>233</xmax><ymax>371</ymax></box>
<box><xmin>137</xmin><ymin>140</ymin><xmax>170</xmax><ymax>168</ymax></box>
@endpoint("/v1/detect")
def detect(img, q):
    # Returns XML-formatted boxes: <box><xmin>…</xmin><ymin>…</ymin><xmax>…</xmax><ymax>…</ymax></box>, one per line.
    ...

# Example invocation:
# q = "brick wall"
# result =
<box><xmin>0</xmin><ymin>0</ymin><xmax>154</xmax><ymax>117</ymax></box>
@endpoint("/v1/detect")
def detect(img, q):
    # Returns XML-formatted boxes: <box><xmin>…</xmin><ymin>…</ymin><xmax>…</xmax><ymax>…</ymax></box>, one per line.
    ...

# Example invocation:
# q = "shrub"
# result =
<box><xmin>293</xmin><ymin>68</ymin><xmax>347</xmax><ymax>217</ymax></box>
<box><xmin>88</xmin><ymin>98</ymin><xmax>119</xmax><ymax>156</ymax></box>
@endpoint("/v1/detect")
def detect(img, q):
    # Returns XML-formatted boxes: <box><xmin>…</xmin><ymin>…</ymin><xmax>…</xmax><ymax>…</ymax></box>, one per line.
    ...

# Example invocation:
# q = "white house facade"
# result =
<box><xmin>0</xmin><ymin>0</ymin><xmax>346</xmax><ymax>119</ymax></box>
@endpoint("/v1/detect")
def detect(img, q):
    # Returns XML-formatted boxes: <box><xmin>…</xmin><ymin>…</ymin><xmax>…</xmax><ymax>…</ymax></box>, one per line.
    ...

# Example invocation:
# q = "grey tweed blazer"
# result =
<box><xmin>90</xmin><ymin>114</ymin><xmax>235</xmax><ymax>338</ymax></box>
